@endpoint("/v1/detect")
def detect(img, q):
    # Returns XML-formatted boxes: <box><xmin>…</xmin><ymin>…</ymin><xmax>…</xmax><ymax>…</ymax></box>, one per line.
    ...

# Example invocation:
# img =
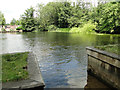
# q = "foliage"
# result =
<box><xmin>92</xmin><ymin>2</ymin><xmax>120</xmax><ymax>34</ymax></box>
<box><xmin>10</xmin><ymin>18</ymin><xmax>16</xmax><ymax>25</ymax></box>
<box><xmin>2</xmin><ymin>52</ymin><xmax>29</xmax><ymax>82</ymax></box>
<box><xmin>69</xmin><ymin>27</ymin><xmax>80</xmax><ymax>33</ymax></box>
<box><xmin>57</xmin><ymin>2</ymin><xmax>72</xmax><ymax>28</ymax></box>
<box><xmin>69</xmin><ymin>21</ymin><xmax>96</xmax><ymax>33</ymax></box>
<box><xmin>10</xmin><ymin>18</ymin><xmax>20</xmax><ymax>25</ymax></box>
<box><xmin>36</xmin><ymin>2</ymin><xmax>69</xmax><ymax>31</ymax></box>
<box><xmin>79</xmin><ymin>21</ymin><xmax>96</xmax><ymax>33</ymax></box>
<box><xmin>50</xmin><ymin>28</ymin><xmax>71</xmax><ymax>32</ymax></box>
<box><xmin>20</xmin><ymin>7</ymin><xmax>35</xmax><ymax>32</ymax></box>
<box><xmin>58</xmin><ymin>28</ymin><xmax>71</xmax><ymax>32</ymax></box>
<box><xmin>17</xmin><ymin>1</ymin><xmax>120</xmax><ymax>34</ymax></box>
<box><xmin>16</xmin><ymin>26</ymin><xmax>24</xmax><ymax>30</ymax></box>
<box><xmin>0</xmin><ymin>11</ymin><xmax>6</xmax><ymax>25</ymax></box>
<box><xmin>36</xmin><ymin>1</ymin><xmax>92</xmax><ymax>31</ymax></box>
<box><xmin>68</xmin><ymin>1</ymin><xmax>90</xmax><ymax>28</ymax></box>
<box><xmin>47</xmin><ymin>25</ymin><xmax>58</xmax><ymax>31</ymax></box>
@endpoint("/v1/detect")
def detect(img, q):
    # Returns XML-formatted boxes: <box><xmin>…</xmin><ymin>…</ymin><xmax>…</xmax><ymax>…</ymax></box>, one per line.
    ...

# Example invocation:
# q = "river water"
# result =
<box><xmin>1</xmin><ymin>32</ymin><xmax>120</xmax><ymax>88</ymax></box>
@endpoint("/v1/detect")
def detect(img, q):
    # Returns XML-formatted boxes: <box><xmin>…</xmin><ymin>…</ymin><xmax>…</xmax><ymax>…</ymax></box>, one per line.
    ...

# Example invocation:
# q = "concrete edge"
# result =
<box><xmin>2</xmin><ymin>52</ymin><xmax>45</xmax><ymax>90</ymax></box>
<box><xmin>28</xmin><ymin>52</ymin><xmax>45</xmax><ymax>87</ymax></box>
<box><xmin>86</xmin><ymin>46</ymin><xmax>120</xmax><ymax>60</ymax></box>
<box><xmin>86</xmin><ymin>47</ymin><xmax>120</xmax><ymax>89</ymax></box>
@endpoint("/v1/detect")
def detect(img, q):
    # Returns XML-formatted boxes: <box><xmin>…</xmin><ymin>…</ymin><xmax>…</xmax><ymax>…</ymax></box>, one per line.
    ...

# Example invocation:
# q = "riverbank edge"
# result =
<box><xmin>2</xmin><ymin>52</ymin><xmax>45</xmax><ymax>90</ymax></box>
<box><xmin>86</xmin><ymin>47</ymin><xmax>120</xmax><ymax>89</ymax></box>
<box><xmin>0</xmin><ymin>31</ymin><xmax>22</xmax><ymax>33</ymax></box>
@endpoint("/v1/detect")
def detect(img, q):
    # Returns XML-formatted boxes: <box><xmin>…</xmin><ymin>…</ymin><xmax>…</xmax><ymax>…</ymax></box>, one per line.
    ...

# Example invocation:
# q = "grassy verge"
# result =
<box><xmin>49</xmin><ymin>28</ymin><xmax>71</xmax><ymax>32</ymax></box>
<box><xmin>2</xmin><ymin>52</ymin><xmax>29</xmax><ymax>82</ymax></box>
<box><xmin>95</xmin><ymin>44</ymin><xmax>120</xmax><ymax>55</ymax></box>
<box><xmin>48</xmin><ymin>21</ymin><xmax>96</xmax><ymax>33</ymax></box>
<box><xmin>56</xmin><ymin>28</ymin><xmax>71</xmax><ymax>32</ymax></box>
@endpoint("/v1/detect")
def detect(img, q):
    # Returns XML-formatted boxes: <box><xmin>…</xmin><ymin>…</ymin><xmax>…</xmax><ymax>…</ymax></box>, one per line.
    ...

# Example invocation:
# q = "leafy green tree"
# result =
<box><xmin>20</xmin><ymin>7</ymin><xmax>35</xmax><ymax>32</ymax></box>
<box><xmin>10</xmin><ymin>18</ymin><xmax>16</xmax><ymax>25</ymax></box>
<box><xmin>68</xmin><ymin>1</ymin><xmax>91</xmax><ymax>28</ymax></box>
<box><xmin>57</xmin><ymin>2</ymin><xmax>72</xmax><ymax>28</ymax></box>
<box><xmin>36</xmin><ymin>2</ymin><xmax>75</xmax><ymax>30</ymax></box>
<box><xmin>16</xmin><ymin>20</ymin><xmax>20</xmax><ymax>25</ymax></box>
<box><xmin>0</xmin><ymin>11</ymin><xmax>6</xmax><ymax>25</ymax></box>
<box><xmin>36</xmin><ymin>2</ymin><xmax>64</xmax><ymax>30</ymax></box>
<box><xmin>93</xmin><ymin>2</ymin><xmax>120</xmax><ymax>33</ymax></box>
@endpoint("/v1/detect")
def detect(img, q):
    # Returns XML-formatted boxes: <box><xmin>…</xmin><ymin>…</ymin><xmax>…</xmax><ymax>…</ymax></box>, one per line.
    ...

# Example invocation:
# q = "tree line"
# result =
<box><xmin>0</xmin><ymin>0</ymin><xmax>120</xmax><ymax>34</ymax></box>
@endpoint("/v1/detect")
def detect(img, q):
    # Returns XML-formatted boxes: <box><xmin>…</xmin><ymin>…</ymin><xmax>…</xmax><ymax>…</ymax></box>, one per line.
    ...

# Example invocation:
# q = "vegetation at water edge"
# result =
<box><xmin>95</xmin><ymin>44</ymin><xmax>120</xmax><ymax>55</ymax></box>
<box><xmin>0</xmin><ymin>1</ymin><xmax>120</xmax><ymax>34</ymax></box>
<box><xmin>2</xmin><ymin>52</ymin><xmax>29</xmax><ymax>82</ymax></box>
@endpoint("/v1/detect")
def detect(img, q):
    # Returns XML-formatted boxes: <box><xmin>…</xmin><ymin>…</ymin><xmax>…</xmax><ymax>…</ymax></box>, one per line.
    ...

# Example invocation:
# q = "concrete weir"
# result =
<box><xmin>2</xmin><ymin>52</ymin><xmax>45</xmax><ymax>90</ymax></box>
<box><xmin>86</xmin><ymin>47</ymin><xmax>120</xmax><ymax>89</ymax></box>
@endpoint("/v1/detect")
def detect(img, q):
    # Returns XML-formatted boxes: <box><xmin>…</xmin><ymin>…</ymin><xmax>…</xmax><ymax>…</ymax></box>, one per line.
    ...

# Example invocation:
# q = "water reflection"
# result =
<box><xmin>1</xmin><ymin>32</ymin><xmax>120</xmax><ymax>88</ymax></box>
<box><xmin>1</xmin><ymin>33</ymin><xmax>30</xmax><ymax>54</ymax></box>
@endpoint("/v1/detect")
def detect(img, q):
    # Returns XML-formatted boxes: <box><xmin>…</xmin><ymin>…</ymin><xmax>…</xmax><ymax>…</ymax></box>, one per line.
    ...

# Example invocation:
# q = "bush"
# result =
<box><xmin>47</xmin><ymin>25</ymin><xmax>58</xmax><ymax>31</ymax></box>
<box><xmin>79</xmin><ymin>21</ymin><xmax>96</xmax><ymax>34</ymax></box>
<box><xmin>69</xmin><ymin>21</ymin><xmax>96</xmax><ymax>33</ymax></box>
<box><xmin>16</xmin><ymin>26</ymin><xmax>24</xmax><ymax>30</ymax></box>
<box><xmin>69</xmin><ymin>27</ymin><xmax>80</xmax><ymax>33</ymax></box>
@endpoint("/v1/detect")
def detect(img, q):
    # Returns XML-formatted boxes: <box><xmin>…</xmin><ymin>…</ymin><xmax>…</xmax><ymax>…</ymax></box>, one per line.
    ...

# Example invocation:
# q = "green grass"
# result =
<box><xmin>50</xmin><ymin>28</ymin><xmax>71</xmax><ymax>32</ymax></box>
<box><xmin>95</xmin><ymin>44</ymin><xmax>120</xmax><ymax>55</ymax></box>
<box><xmin>58</xmin><ymin>28</ymin><xmax>71</xmax><ymax>32</ymax></box>
<box><xmin>2</xmin><ymin>52</ymin><xmax>29</xmax><ymax>82</ymax></box>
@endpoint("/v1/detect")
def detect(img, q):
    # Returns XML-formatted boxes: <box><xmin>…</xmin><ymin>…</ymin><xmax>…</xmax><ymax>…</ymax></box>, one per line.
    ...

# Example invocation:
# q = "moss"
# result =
<box><xmin>2</xmin><ymin>52</ymin><xmax>29</xmax><ymax>82</ymax></box>
<box><xmin>95</xmin><ymin>44</ymin><xmax>120</xmax><ymax>55</ymax></box>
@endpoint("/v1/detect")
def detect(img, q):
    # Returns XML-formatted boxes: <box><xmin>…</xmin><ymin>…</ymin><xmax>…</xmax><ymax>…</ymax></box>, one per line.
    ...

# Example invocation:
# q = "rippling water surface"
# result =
<box><xmin>1</xmin><ymin>32</ymin><xmax>120</xmax><ymax>88</ymax></box>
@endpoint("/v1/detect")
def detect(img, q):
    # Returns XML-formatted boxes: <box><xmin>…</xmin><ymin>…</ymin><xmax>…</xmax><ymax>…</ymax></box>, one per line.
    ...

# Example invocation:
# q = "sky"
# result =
<box><xmin>0</xmin><ymin>0</ymin><xmax>98</xmax><ymax>24</ymax></box>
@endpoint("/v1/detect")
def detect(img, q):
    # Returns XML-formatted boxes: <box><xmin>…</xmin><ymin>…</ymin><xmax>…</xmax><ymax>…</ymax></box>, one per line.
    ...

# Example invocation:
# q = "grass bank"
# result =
<box><xmin>95</xmin><ymin>44</ymin><xmax>120</xmax><ymax>55</ymax></box>
<box><xmin>49</xmin><ymin>28</ymin><xmax>71</xmax><ymax>32</ymax></box>
<box><xmin>49</xmin><ymin>21</ymin><xmax>96</xmax><ymax>34</ymax></box>
<box><xmin>2</xmin><ymin>52</ymin><xmax>29</xmax><ymax>82</ymax></box>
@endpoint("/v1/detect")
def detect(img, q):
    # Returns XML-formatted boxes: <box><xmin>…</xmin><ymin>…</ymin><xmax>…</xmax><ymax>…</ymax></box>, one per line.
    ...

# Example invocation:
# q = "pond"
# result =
<box><xmin>1</xmin><ymin>32</ymin><xmax>120</xmax><ymax>88</ymax></box>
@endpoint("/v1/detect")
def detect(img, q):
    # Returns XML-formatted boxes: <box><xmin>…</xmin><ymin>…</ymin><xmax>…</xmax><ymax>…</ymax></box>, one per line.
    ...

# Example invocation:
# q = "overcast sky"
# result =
<box><xmin>0</xmin><ymin>0</ymin><xmax>98</xmax><ymax>23</ymax></box>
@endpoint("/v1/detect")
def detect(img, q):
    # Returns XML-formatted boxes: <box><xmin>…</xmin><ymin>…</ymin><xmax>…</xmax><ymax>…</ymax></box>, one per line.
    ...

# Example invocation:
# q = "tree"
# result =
<box><xmin>93</xmin><ymin>2</ymin><xmax>120</xmax><ymax>33</ymax></box>
<box><xmin>36</xmin><ymin>2</ymin><xmax>73</xmax><ymax>30</ymax></box>
<box><xmin>16</xmin><ymin>20</ymin><xmax>20</xmax><ymax>25</ymax></box>
<box><xmin>20</xmin><ymin>7</ymin><xmax>35</xmax><ymax>32</ymax></box>
<box><xmin>0</xmin><ymin>11</ymin><xmax>6</xmax><ymax>26</ymax></box>
<box><xmin>68</xmin><ymin>0</ymin><xmax>90</xmax><ymax>28</ymax></box>
<box><xmin>10</xmin><ymin>18</ymin><xmax>16</xmax><ymax>25</ymax></box>
<box><xmin>36</xmin><ymin>2</ymin><xmax>64</xmax><ymax>30</ymax></box>
<box><xmin>57</xmin><ymin>2</ymin><xmax>72</xmax><ymax>28</ymax></box>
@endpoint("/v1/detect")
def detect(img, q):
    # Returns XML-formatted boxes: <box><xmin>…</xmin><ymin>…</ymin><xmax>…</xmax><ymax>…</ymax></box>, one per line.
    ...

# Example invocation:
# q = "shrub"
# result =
<box><xmin>16</xmin><ymin>26</ymin><xmax>24</xmax><ymax>30</ymax></box>
<box><xmin>69</xmin><ymin>27</ymin><xmax>80</xmax><ymax>33</ymax></box>
<box><xmin>69</xmin><ymin>21</ymin><xmax>96</xmax><ymax>33</ymax></box>
<box><xmin>47</xmin><ymin>25</ymin><xmax>58</xmax><ymax>31</ymax></box>
<box><xmin>79</xmin><ymin>21</ymin><xmax>96</xmax><ymax>34</ymax></box>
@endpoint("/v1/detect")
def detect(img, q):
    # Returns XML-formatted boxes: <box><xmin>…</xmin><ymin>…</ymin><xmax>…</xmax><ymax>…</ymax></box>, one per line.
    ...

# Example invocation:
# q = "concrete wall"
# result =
<box><xmin>86</xmin><ymin>47</ymin><xmax>120</xmax><ymax>89</ymax></box>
